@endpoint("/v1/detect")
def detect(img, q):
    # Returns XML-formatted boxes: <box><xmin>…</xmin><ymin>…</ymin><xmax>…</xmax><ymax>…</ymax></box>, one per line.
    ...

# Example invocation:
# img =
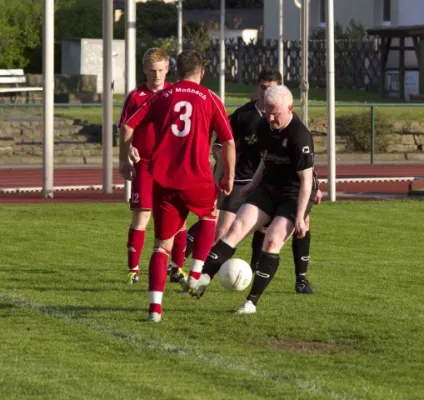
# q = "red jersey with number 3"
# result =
<box><xmin>118</xmin><ymin>82</ymin><xmax>172</xmax><ymax>164</ymax></box>
<box><xmin>124</xmin><ymin>80</ymin><xmax>233</xmax><ymax>190</ymax></box>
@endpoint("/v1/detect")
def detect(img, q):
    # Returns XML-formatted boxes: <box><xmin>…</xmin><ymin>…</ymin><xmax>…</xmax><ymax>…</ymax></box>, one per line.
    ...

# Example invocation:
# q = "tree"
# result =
<box><xmin>135</xmin><ymin>0</ymin><xmax>178</xmax><ymax>39</ymax></box>
<box><xmin>310</xmin><ymin>19</ymin><xmax>367</xmax><ymax>41</ymax></box>
<box><xmin>183</xmin><ymin>22</ymin><xmax>211</xmax><ymax>52</ymax></box>
<box><xmin>55</xmin><ymin>0</ymin><xmax>103</xmax><ymax>41</ymax></box>
<box><xmin>0</xmin><ymin>0</ymin><xmax>43</xmax><ymax>68</ymax></box>
<box><xmin>183</xmin><ymin>0</ymin><xmax>263</xmax><ymax>9</ymax></box>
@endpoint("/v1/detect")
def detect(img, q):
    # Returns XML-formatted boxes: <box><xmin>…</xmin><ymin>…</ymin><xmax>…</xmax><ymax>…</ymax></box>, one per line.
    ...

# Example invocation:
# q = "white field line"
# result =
<box><xmin>0</xmin><ymin>292</ymin><xmax>360</xmax><ymax>400</ymax></box>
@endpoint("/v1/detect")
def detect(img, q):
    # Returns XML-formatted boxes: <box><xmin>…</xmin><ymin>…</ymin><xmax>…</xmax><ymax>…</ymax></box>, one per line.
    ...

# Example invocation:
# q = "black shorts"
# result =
<box><xmin>246</xmin><ymin>182</ymin><xmax>315</xmax><ymax>223</ymax></box>
<box><xmin>218</xmin><ymin>182</ymin><xmax>249</xmax><ymax>214</ymax></box>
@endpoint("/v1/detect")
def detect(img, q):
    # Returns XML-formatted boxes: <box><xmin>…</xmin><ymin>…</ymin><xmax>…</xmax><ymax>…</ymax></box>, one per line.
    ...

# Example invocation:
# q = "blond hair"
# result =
<box><xmin>142</xmin><ymin>47</ymin><xmax>169</xmax><ymax>67</ymax></box>
<box><xmin>264</xmin><ymin>85</ymin><xmax>293</xmax><ymax>108</ymax></box>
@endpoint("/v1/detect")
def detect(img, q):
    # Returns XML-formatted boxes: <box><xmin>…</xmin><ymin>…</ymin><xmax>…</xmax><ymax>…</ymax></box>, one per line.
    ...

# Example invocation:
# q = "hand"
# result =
<box><xmin>119</xmin><ymin>160</ymin><xmax>136</xmax><ymax>181</ymax></box>
<box><xmin>315</xmin><ymin>188</ymin><xmax>323</xmax><ymax>205</ymax></box>
<box><xmin>213</xmin><ymin>172</ymin><xmax>222</xmax><ymax>187</ymax></box>
<box><xmin>295</xmin><ymin>217</ymin><xmax>307</xmax><ymax>239</ymax></box>
<box><xmin>240</xmin><ymin>182</ymin><xmax>254</xmax><ymax>197</ymax></box>
<box><xmin>128</xmin><ymin>145</ymin><xmax>140</xmax><ymax>163</ymax></box>
<box><xmin>219</xmin><ymin>176</ymin><xmax>234</xmax><ymax>196</ymax></box>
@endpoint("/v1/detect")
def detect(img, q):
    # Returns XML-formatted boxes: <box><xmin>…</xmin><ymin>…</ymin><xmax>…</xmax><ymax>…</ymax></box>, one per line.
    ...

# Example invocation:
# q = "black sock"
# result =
<box><xmin>292</xmin><ymin>230</ymin><xmax>311</xmax><ymax>281</ymax></box>
<box><xmin>185</xmin><ymin>222</ymin><xmax>199</xmax><ymax>259</ymax></box>
<box><xmin>203</xmin><ymin>239</ymin><xmax>236</xmax><ymax>279</ymax></box>
<box><xmin>247</xmin><ymin>251</ymin><xmax>279</xmax><ymax>306</ymax></box>
<box><xmin>250</xmin><ymin>230</ymin><xmax>265</xmax><ymax>272</ymax></box>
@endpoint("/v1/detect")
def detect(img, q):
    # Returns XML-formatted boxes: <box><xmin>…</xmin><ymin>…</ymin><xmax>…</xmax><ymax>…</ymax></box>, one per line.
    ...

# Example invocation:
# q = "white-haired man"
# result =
<box><xmin>191</xmin><ymin>85</ymin><xmax>318</xmax><ymax>314</ymax></box>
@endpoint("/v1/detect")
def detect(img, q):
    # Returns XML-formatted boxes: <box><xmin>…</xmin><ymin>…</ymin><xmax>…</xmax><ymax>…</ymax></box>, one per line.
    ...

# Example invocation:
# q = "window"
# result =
<box><xmin>320</xmin><ymin>0</ymin><xmax>326</xmax><ymax>24</ymax></box>
<box><xmin>383</xmin><ymin>0</ymin><xmax>391</xmax><ymax>23</ymax></box>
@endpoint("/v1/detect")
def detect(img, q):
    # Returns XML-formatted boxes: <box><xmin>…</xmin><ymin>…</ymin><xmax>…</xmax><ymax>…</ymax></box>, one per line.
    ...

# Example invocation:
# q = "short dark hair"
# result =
<box><xmin>177</xmin><ymin>50</ymin><xmax>204</xmax><ymax>79</ymax></box>
<box><xmin>257</xmin><ymin>69</ymin><xmax>282</xmax><ymax>85</ymax></box>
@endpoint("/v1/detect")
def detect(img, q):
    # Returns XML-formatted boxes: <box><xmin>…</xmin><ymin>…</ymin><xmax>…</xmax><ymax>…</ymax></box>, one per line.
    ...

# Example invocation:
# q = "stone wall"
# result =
<box><xmin>309</xmin><ymin>118</ymin><xmax>424</xmax><ymax>153</ymax></box>
<box><xmin>26</xmin><ymin>74</ymin><xmax>97</xmax><ymax>93</ymax></box>
<box><xmin>0</xmin><ymin>74</ymin><xmax>98</xmax><ymax>105</ymax></box>
<box><xmin>0</xmin><ymin>117</ymin><xmax>118</xmax><ymax>165</ymax></box>
<box><xmin>0</xmin><ymin>115</ymin><xmax>423</xmax><ymax>165</ymax></box>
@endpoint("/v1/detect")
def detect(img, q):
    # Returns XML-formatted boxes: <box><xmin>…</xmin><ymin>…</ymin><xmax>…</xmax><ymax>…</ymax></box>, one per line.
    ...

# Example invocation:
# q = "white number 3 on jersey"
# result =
<box><xmin>172</xmin><ymin>101</ymin><xmax>193</xmax><ymax>137</ymax></box>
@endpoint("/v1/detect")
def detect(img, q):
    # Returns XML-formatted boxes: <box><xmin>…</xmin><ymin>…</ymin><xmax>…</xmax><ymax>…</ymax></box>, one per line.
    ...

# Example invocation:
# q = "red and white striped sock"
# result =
<box><xmin>148</xmin><ymin>246</ymin><xmax>170</xmax><ymax>315</ymax></box>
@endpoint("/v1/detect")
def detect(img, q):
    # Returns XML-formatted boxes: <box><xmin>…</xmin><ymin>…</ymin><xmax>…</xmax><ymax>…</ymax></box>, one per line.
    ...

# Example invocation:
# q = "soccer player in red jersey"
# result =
<box><xmin>118</xmin><ymin>48</ymin><xmax>187</xmax><ymax>285</ymax></box>
<box><xmin>120</xmin><ymin>50</ymin><xmax>236</xmax><ymax>322</ymax></box>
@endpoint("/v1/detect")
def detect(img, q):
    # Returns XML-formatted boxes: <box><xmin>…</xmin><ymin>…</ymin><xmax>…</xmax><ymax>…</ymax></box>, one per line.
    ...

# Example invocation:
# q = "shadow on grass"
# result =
<box><xmin>0</xmin><ymin>303</ymin><xmax>15</xmax><ymax>309</ymax></box>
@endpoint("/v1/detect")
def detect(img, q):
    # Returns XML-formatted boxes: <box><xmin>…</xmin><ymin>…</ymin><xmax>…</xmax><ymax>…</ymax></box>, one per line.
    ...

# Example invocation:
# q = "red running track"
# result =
<box><xmin>0</xmin><ymin>164</ymin><xmax>422</xmax><ymax>204</ymax></box>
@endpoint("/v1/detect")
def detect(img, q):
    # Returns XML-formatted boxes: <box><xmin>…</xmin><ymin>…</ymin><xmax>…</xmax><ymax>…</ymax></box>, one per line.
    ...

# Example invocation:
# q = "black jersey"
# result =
<box><xmin>257</xmin><ymin>114</ymin><xmax>316</xmax><ymax>195</ymax></box>
<box><xmin>214</xmin><ymin>100</ymin><xmax>263</xmax><ymax>183</ymax></box>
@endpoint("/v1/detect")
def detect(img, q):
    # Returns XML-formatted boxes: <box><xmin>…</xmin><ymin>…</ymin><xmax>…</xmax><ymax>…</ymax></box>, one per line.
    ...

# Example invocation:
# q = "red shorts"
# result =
<box><xmin>130</xmin><ymin>161</ymin><xmax>153</xmax><ymax>210</ymax></box>
<box><xmin>153</xmin><ymin>181</ymin><xmax>218</xmax><ymax>240</ymax></box>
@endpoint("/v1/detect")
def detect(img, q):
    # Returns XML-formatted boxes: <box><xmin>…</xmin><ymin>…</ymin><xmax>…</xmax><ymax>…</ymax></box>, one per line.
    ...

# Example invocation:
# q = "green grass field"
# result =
<box><xmin>2</xmin><ymin>79</ymin><xmax>421</xmax><ymax>126</ymax></box>
<box><xmin>1</xmin><ymin>201</ymin><xmax>423</xmax><ymax>399</ymax></box>
<box><xmin>48</xmin><ymin>79</ymin><xmax>424</xmax><ymax>125</ymax></box>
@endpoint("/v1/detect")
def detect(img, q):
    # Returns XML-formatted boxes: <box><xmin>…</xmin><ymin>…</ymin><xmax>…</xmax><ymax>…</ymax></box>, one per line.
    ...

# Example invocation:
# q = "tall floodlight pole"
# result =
<box><xmin>124</xmin><ymin>0</ymin><xmax>136</xmax><ymax>202</ymax></box>
<box><xmin>103</xmin><ymin>0</ymin><xmax>113</xmax><ymax>194</ymax></box>
<box><xmin>301</xmin><ymin>0</ymin><xmax>309</xmax><ymax>127</ymax></box>
<box><xmin>177</xmin><ymin>0</ymin><xmax>183</xmax><ymax>54</ymax></box>
<box><xmin>278</xmin><ymin>0</ymin><xmax>284</xmax><ymax>80</ymax></box>
<box><xmin>326</xmin><ymin>0</ymin><xmax>336</xmax><ymax>201</ymax></box>
<box><xmin>219</xmin><ymin>0</ymin><xmax>225</xmax><ymax>102</ymax></box>
<box><xmin>42</xmin><ymin>0</ymin><xmax>54</xmax><ymax>199</ymax></box>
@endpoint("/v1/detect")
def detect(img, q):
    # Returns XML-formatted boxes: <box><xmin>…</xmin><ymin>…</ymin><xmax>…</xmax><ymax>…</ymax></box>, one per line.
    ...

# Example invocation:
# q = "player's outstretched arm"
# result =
<box><xmin>296</xmin><ymin>167</ymin><xmax>313</xmax><ymax>238</ymax></box>
<box><xmin>219</xmin><ymin>139</ymin><xmax>236</xmax><ymax>195</ymax></box>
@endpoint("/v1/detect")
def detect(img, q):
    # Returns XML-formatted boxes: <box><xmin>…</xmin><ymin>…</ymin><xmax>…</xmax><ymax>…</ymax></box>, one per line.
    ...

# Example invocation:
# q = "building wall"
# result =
<box><xmin>265</xmin><ymin>0</ymin><xmax>376</xmax><ymax>40</ymax></box>
<box><xmin>397</xmin><ymin>0</ymin><xmax>424</xmax><ymax>25</ymax></box>
<box><xmin>327</xmin><ymin>0</ymin><xmax>375</xmax><ymax>30</ymax></box>
<box><xmin>371</xmin><ymin>0</ymin><xmax>424</xmax><ymax>27</ymax></box>
<box><xmin>263</xmin><ymin>0</ymin><xmax>301</xmax><ymax>40</ymax></box>
<box><xmin>61</xmin><ymin>40</ymin><xmax>82</xmax><ymax>75</ymax></box>
<box><xmin>62</xmin><ymin>39</ymin><xmax>126</xmax><ymax>94</ymax></box>
<box><xmin>373</xmin><ymin>0</ymin><xmax>397</xmax><ymax>26</ymax></box>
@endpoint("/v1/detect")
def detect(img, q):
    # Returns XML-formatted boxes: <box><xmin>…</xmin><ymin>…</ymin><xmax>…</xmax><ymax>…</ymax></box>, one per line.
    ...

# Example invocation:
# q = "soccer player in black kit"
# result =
<box><xmin>212</xmin><ymin>70</ymin><xmax>281</xmax><ymax>261</ymax></box>
<box><xmin>190</xmin><ymin>85</ymin><xmax>318</xmax><ymax>314</ymax></box>
<box><xmin>180</xmin><ymin>69</ymin><xmax>281</xmax><ymax>278</ymax></box>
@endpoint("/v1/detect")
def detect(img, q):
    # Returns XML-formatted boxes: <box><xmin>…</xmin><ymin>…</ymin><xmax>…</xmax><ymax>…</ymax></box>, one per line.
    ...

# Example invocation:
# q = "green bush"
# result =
<box><xmin>0</xmin><ymin>0</ymin><xmax>43</xmax><ymax>68</ymax></box>
<box><xmin>55</xmin><ymin>0</ymin><xmax>103</xmax><ymax>41</ymax></box>
<box><xmin>336</xmin><ymin>111</ymin><xmax>392</xmax><ymax>152</ymax></box>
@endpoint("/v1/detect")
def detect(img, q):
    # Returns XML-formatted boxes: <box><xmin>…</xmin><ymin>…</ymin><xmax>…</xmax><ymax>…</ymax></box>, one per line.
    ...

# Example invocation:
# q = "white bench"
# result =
<box><xmin>0</xmin><ymin>69</ymin><xmax>43</xmax><ymax>101</ymax></box>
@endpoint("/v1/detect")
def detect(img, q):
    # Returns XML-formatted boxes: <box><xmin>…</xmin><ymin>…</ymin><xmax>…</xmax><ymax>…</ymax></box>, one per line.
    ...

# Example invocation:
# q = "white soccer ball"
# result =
<box><xmin>218</xmin><ymin>258</ymin><xmax>253</xmax><ymax>291</ymax></box>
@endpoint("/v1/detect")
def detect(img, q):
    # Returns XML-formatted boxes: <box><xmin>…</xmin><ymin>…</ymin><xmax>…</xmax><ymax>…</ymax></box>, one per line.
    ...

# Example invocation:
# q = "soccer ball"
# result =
<box><xmin>218</xmin><ymin>258</ymin><xmax>253</xmax><ymax>291</ymax></box>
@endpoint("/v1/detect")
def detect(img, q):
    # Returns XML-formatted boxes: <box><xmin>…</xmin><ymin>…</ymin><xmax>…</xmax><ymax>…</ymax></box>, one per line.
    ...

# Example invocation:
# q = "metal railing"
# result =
<box><xmin>317</xmin><ymin>102</ymin><xmax>423</xmax><ymax>165</ymax></box>
<box><xmin>1</xmin><ymin>101</ymin><xmax>423</xmax><ymax>165</ymax></box>
<box><xmin>228</xmin><ymin>102</ymin><xmax>424</xmax><ymax>165</ymax></box>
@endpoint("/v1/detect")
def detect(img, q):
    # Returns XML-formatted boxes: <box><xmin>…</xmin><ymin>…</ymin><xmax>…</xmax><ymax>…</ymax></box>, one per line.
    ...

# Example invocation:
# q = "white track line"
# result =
<box><xmin>0</xmin><ymin>184</ymin><xmax>124</xmax><ymax>194</ymax></box>
<box><xmin>321</xmin><ymin>192</ymin><xmax>407</xmax><ymax>200</ymax></box>
<box><xmin>319</xmin><ymin>176</ymin><xmax>415</xmax><ymax>184</ymax></box>
<box><xmin>0</xmin><ymin>177</ymin><xmax>417</xmax><ymax>194</ymax></box>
